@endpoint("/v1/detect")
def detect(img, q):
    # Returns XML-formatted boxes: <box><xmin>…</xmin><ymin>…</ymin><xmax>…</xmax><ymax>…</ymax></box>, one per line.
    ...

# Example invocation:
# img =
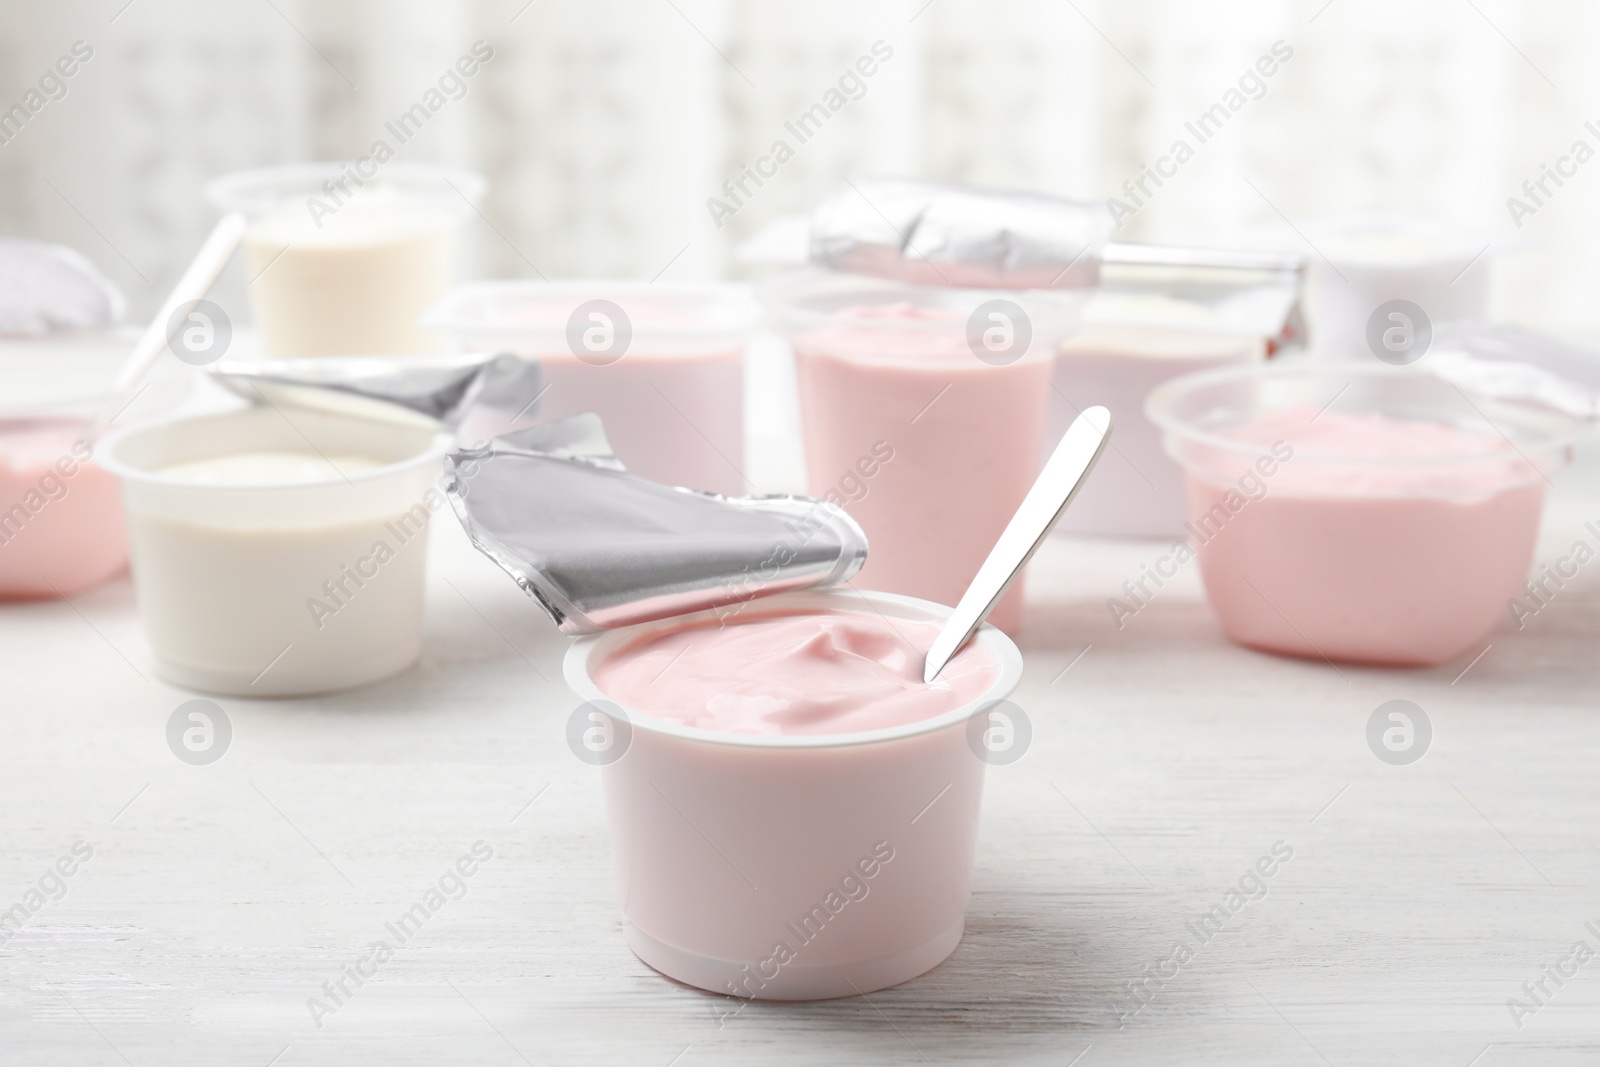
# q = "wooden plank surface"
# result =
<box><xmin>2</xmin><ymin>410</ymin><xmax>1598</xmax><ymax>1066</ymax></box>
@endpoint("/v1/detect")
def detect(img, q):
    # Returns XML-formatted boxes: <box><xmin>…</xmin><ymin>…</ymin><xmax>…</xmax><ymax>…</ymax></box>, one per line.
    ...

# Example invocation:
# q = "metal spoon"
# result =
<box><xmin>923</xmin><ymin>405</ymin><xmax>1112</xmax><ymax>682</ymax></box>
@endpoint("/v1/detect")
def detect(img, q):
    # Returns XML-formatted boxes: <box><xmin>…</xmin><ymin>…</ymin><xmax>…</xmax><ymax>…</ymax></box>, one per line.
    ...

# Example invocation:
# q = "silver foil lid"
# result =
<box><xmin>1424</xmin><ymin>322</ymin><xmax>1600</xmax><ymax>419</ymax></box>
<box><xmin>445</xmin><ymin>414</ymin><xmax>869</xmax><ymax>634</ymax></box>
<box><xmin>210</xmin><ymin>352</ymin><xmax>542</xmax><ymax>432</ymax></box>
<box><xmin>809</xmin><ymin>177</ymin><xmax>1112</xmax><ymax>290</ymax></box>
<box><xmin>1094</xmin><ymin>243</ymin><xmax>1307</xmax><ymax>353</ymax></box>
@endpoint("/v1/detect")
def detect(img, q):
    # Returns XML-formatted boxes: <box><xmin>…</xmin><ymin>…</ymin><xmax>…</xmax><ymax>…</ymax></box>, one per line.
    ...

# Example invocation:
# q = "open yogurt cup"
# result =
<box><xmin>423</xmin><ymin>281</ymin><xmax>758</xmax><ymax>495</ymax></box>
<box><xmin>564</xmin><ymin>588</ymin><xmax>1023</xmax><ymax>1000</ymax></box>
<box><xmin>761</xmin><ymin>270</ymin><xmax>1085</xmax><ymax>634</ymax></box>
<box><xmin>206</xmin><ymin>163</ymin><xmax>486</xmax><ymax>358</ymax></box>
<box><xmin>98</xmin><ymin>406</ymin><xmax>452</xmax><ymax>695</ymax></box>
<box><xmin>1147</xmin><ymin>362</ymin><xmax>1584</xmax><ymax>666</ymax></box>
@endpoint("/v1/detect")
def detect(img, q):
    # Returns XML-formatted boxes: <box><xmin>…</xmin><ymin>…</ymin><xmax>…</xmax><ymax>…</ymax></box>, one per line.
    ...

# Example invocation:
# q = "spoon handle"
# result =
<box><xmin>923</xmin><ymin>405</ymin><xmax>1112</xmax><ymax>682</ymax></box>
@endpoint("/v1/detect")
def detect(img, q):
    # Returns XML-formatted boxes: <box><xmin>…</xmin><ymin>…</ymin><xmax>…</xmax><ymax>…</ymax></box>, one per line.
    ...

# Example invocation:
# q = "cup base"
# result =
<box><xmin>625</xmin><ymin>916</ymin><xmax>965</xmax><ymax>1001</ymax></box>
<box><xmin>152</xmin><ymin>641</ymin><xmax>421</xmax><ymax>698</ymax></box>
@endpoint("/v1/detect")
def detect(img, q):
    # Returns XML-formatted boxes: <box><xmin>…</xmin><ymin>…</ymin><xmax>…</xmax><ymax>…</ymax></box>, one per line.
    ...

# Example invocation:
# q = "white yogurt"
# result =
<box><xmin>244</xmin><ymin>187</ymin><xmax>457</xmax><ymax>358</ymax></box>
<box><xmin>98</xmin><ymin>409</ymin><xmax>453</xmax><ymax>697</ymax></box>
<box><xmin>208</xmin><ymin>165</ymin><xmax>484</xmax><ymax>359</ymax></box>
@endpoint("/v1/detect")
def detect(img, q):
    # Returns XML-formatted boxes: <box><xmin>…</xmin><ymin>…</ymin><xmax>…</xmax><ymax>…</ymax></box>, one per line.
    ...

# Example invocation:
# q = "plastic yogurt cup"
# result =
<box><xmin>0</xmin><ymin>398</ymin><xmax>127</xmax><ymax>599</ymax></box>
<box><xmin>207</xmin><ymin>163</ymin><xmax>485</xmax><ymax>358</ymax></box>
<box><xmin>1050</xmin><ymin>323</ymin><xmax>1264</xmax><ymax>538</ymax></box>
<box><xmin>98</xmin><ymin>407</ymin><xmax>452</xmax><ymax>696</ymax></box>
<box><xmin>0</xmin><ymin>331</ymin><xmax>193</xmax><ymax>600</ymax></box>
<box><xmin>564</xmin><ymin>589</ymin><xmax>1023</xmax><ymax>1000</ymax></box>
<box><xmin>762</xmin><ymin>271</ymin><xmax>1085</xmax><ymax>634</ymax></box>
<box><xmin>1301</xmin><ymin>214</ymin><xmax>1491</xmax><ymax>361</ymax></box>
<box><xmin>1147</xmin><ymin>362</ymin><xmax>1583</xmax><ymax>666</ymax></box>
<box><xmin>423</xmin><ymin>281</ymin><xmax>758</xmax><ymax>495</ymax></box>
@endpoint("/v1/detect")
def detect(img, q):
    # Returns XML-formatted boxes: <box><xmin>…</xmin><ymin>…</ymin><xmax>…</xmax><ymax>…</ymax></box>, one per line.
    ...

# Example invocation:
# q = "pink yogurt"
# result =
<box><xmin>566</xmin><ymin>590</ymin><xmax>1022</xmax><ymax>1000</ymax></box>
<box><xmin>1179</xmin><ymin>402</ymin><xmax>1549</xmax><ymax>666</ymax></box>
<box><xmin>770</xmin><ymin>280</ymin><xmax>1080</xmax><ymax>636</ymax></box>
<box><xmin>595</xmin><ymin>609</ymin><xmax>997</xmax><ymax>736</ymax></box>
<box><xmin>0</xmin><ymin>417</ymin><xmax>127</xmax><ymax>599</ymax></box>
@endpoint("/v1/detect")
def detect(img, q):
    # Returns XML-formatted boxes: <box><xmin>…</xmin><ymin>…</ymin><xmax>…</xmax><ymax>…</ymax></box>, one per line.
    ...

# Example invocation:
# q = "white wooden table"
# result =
<box><xmin>4</xmin><ymin>349</ymin><xmax>1600</xmax><ymax>1065</ymax></box>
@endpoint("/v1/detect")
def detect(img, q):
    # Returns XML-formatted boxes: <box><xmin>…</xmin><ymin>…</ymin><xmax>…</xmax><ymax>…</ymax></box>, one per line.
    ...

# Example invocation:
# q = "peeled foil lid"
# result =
<box><xmin>809</xmin><ymin>177</ymin><xmax>1113</xmax><ymax>290</ymax></box>
<box><xmin>209</xmin><ymin>352</ymin><xmax>543</xmax><ymax>434</ymax></box>
<box><xmin>0</xmin><ymin>239</ymin><xmax>125</xmax><ymax>335</ymax></box>
<box><xmin>445</xmin><ymin>415</ymin><xmax>869</xmax><ymax>633</ymax></box>
<box><xmin>1425</xmin><ymin>323</ymin><xmax>1600</xmax><ymax>419</ymax></box>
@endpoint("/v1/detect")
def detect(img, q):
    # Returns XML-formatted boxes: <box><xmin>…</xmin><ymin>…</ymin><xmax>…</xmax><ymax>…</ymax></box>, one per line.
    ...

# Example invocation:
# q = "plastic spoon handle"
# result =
<box><xmin>923</xmin><ymin>405</ymin><xmax>1112</xmax><ymax>683</ymax></box>
<box><xmin>111</xmin><ymin>212</ymin><xmax>247</xmax><ymax>392</ymax></box>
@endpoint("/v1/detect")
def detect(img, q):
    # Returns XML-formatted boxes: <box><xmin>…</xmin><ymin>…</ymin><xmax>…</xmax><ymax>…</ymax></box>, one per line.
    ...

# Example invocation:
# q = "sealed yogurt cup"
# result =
<box><xmin>0</xmin><ymin>396</ymin><xmax>127</xmax><ymax>599</ymax></box>
<box><xmin>206</xmin><ymin>163</ymin><xmax>485</xmax><ymax>358</ymax></box>
<box><xmin>564</xmin><ymin>589</ymin><xmax>1023</xmax><ymax>1000</ymax></box>
<box><xmin>1147</xmin><ymin>363</ymin><xmax>1583</xmax><ymax>666</ymax></box>
<box><xmin>99</xmin><ymin>407</ymin><xmax>452</xmax><ymax>696</ymax></box>
<box><xmin>423</xmin><ymin>281</ymin><xmax>757</xmax><ymax>494</ymax></box>
<box><xmin>762</xmin><ymin>270</ymin><xmax>1085</xmax><ymax>634</ymax></box>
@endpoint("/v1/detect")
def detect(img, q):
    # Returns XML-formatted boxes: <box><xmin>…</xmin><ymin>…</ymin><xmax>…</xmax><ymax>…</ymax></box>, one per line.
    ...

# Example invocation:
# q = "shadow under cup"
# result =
<box><xmin>98</xmin><ymin>408</ymin><xmax>453</xmax><ymax>696</ymax></box>
<box><xmin>564</xmin><ymin>589</ymin><xmax>1024</xmax><ymax>1001</ymax></box>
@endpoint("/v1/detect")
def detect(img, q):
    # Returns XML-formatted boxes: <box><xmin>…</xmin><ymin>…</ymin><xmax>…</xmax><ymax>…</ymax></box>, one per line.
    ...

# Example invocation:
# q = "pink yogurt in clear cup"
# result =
<box><xmin>1147</xmin><ymin>363</ymin><xmax>1583</xmax><ymax>666</ymax></box>
<box><xmin>565</xmin><ymin>589</ymin><xmax>1023</xmax><ymax>1000</ymax></box>
<box><xmin>763</xmin><ymin>271</ymin><xmax>1085</xmax><ymax>635</ymax></box>
<box><xmin>0</xmin><ymin>407</ymin><xmax>127</xmax><ymax>599</ymax></box>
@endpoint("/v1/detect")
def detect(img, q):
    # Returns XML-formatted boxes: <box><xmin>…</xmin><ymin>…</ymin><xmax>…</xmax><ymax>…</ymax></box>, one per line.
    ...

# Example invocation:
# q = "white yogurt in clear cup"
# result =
<box><xmin>206</xmin><ymin>164</ymin><xmax>485</xmax><ymax>358</ymax></box>
<box><xmin>98</xmin><ymin>407</ymin><xmax>452</xmax><ymax>696</ymax></box>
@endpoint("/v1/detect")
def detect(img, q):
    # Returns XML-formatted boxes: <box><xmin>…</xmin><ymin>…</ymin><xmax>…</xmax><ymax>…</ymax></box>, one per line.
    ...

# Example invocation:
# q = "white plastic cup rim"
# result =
<box><xmin>1145</xmin><ymin>360</ymin><xmax>1589</xmax><ymax>470</ymax></box>
<box><xmin>563</xmin><ymin>588</ymin><xmax>1024</xmax><ymax>751</ymax></box>
<box><xmin>95</xmin><ymin>408</ymin><xmax>454</xmax><ymax>492</ymax></box>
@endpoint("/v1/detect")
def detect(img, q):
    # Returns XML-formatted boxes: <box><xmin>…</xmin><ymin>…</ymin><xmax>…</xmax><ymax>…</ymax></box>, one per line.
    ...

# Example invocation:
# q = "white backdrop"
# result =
<box><xmin>1</xmin><ymin>0</ymin><xmax>1595</xmax><ymax>337</ymax></box>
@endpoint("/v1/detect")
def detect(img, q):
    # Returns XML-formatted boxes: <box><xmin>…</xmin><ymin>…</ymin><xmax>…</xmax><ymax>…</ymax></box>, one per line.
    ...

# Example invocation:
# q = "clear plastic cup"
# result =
<box><xmin>206</xmin><ymin>163</ymin><xmax>486</xmax><ymax>358</ymax></box>
<box><xmin>98</xmin><ymin>407</ymin><xmax>452</xmax><ymax>695</ymax></box>
<box><xmin>1147</xmin><ymin>362</ymin><xmax>1585</xmax><ymax>665</ymax></box>
<box><xmin>564</xmin><ymin>589</ymin><xmax>1023</xmax><ymax>1000</ymax></box>
<box><xmin>423</xmin><ymin>281</ymin><xmax>757</xmax><ymax>494</ymax></box>
<box><xmin>0</xmin><ymin>395</ymin><xmax>127</xmax><ymax>599</ymax></box>
<box><xmin>0</xmin><ymin>332</ymin><xmax>191</xmax><ymax>600</ymax></box>
<box><xmin>761</xmin><ymin>271</ymin><xmax>1086</xmax><ymax>633</ymax></box>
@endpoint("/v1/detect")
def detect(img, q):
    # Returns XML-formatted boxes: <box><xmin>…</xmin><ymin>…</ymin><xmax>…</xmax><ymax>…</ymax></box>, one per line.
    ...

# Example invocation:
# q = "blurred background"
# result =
<box><xmin>1</xmin><ymin>0</ymin><xmax>1594</xmax><ymax>337</ymax></box>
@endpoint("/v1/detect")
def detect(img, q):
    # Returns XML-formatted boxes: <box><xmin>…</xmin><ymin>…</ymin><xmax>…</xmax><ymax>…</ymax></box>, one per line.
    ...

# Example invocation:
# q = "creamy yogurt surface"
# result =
<box><xmin>157</xmin><ymin>451</ymin><xmax>385</xmax><ymax>485</ymax></box>
<box><xmin>595</xmin><ymin>610</ymin><xmax>997</xmax><ymax>737</ymax></box>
